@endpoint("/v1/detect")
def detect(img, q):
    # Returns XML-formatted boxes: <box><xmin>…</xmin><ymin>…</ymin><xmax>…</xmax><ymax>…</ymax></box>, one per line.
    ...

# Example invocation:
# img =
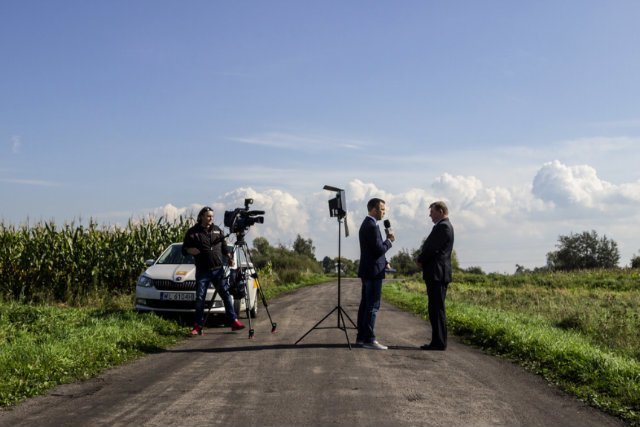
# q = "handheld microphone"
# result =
<box><xmin>383</xmin><ymin>219</ymin><xmax>393</xmax><ymax>235</ymax></box>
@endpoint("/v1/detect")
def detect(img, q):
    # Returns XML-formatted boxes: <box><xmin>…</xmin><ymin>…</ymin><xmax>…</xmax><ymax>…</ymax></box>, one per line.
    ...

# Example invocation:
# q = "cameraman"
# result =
<box><xmin>182</xmin><ymin>206</ymin><xmax>245</xmax><ymax>335</ymax></box>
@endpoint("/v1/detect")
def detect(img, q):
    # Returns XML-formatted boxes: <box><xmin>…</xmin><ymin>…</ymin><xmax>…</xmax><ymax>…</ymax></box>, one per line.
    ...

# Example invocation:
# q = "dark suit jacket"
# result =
<box><xmin>357</xmin><ymin>216</ymin><xmax>392</xmax><ymax>279</ymax></box>
<box><xmin>417</xmin><ymin>218</ymin><xmax>454</xmax><ymax>283</ymax></box>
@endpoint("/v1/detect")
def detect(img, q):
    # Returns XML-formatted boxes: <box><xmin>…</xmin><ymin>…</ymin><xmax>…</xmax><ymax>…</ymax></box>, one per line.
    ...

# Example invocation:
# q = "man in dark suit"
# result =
<box><xmin>416</xmin><ymin>201</ymin><xmax>454</xmax><ymax>350</ymax></box>
<box><xmin>357</xmin><ymin>198</ymin><xmax>395</xmax><ymax>350</ymax></box>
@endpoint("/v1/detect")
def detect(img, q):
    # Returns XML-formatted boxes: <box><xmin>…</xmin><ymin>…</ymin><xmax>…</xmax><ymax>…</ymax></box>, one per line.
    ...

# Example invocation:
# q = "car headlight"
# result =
<box><xmin>137</xmin><ymin>275</ymin><xmax>153</xmax><ymax>288</ymax></box>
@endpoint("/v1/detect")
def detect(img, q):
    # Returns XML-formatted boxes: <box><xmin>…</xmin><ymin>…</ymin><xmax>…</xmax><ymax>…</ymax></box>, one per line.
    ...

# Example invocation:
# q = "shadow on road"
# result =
<box><xmin>164</xmin><ymin>343</ymin><xmax>424</xmax><ymax>353</ymax></box>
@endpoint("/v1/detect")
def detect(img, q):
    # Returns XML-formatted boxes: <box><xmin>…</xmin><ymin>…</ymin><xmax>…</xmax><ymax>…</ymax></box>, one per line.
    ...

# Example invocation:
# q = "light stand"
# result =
<box><xmin>295</xmin><ymin>185</ymin><xmax>357</xmax><ymax>349</ymax></box>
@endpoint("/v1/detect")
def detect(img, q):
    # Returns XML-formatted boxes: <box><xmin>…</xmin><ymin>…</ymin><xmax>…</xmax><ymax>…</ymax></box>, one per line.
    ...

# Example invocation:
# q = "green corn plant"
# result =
<box><xmin>0</xmin><ymin>216</ymin><xmax>193</xmax><ymax>304</ymax></box>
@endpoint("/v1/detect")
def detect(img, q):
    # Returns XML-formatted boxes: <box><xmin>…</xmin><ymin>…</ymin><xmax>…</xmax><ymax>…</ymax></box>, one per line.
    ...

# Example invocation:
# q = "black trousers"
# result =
<box><xmin>426</xmin><ymin>280</ymin><xmax>448</xmax><ymax>348</ymax></box>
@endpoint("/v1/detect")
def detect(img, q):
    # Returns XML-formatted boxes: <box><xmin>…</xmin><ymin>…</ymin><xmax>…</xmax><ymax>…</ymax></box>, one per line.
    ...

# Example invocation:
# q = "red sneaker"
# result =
<box><xmin>231</xmin><ymin>319</ymin><xmax>245</xmax><ymax>331</ymax></box>
<box><xmin>190</xmin><ymin>324</ymin><xmax>204</xmax><ymax>335</ymax></box>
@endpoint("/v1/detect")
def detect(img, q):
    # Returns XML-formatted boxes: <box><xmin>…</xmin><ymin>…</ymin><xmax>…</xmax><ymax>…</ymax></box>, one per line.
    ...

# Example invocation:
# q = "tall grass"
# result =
<box><xmin>453</xmin><ymin>270</ymin><xmax>640</xmax><ymax>360</ymax></box>
<box><xmin>0</xmin><ymin>217</ymin><xmax>191</xmax><ymax>304</ymax></box>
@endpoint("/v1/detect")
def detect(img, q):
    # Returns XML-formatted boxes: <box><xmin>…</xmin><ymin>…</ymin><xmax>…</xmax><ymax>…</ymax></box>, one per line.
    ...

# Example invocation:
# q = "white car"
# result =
<box><xmin>135</xmin><ymin>243</ymin><xmax>258</xmax><ymax>320</ymax></box>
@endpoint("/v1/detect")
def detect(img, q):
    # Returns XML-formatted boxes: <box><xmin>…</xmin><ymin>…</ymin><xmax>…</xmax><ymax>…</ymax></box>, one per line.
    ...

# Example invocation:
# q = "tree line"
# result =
<box><xmin>294</xmin><ymin>230</ymin><xmax>640</xmax><ymax>276</ymax></box>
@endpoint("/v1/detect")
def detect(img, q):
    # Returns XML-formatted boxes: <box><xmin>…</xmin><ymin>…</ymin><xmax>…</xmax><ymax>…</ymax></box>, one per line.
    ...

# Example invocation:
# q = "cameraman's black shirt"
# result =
<box><xmin>182</xmin><ymin>224</ymin><xmax>230</xmax><ymax>271</ymax></box>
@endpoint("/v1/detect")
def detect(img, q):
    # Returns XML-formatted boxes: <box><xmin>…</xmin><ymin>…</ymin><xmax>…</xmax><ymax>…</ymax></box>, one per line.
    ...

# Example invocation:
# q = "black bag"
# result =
<box><xmin>228</xmin><ymin>268</ymin><xmax>247</xmax><ymax>299</ymax></box>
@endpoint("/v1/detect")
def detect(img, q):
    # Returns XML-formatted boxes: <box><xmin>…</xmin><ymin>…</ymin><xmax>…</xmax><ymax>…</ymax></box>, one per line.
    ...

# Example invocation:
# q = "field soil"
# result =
<box><xmin>0</xmin><ymin>279</ymin><xmax>626</xmax><ymax>427</ymax></box>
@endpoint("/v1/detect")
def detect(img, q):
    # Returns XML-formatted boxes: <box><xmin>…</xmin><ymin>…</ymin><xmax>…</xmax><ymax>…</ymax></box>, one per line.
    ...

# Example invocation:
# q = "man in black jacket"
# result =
<box><xmin>182</xmin><ymin>206</ymin><xmax>245</xmax><ymax>335</ymax></box>
<box><xmin>356</xmin><ymin>198</ymin><xmax>395</xmax><ymax>350</ymax></box>
<box><xmin>416</xmin><ymin>201</ymin><xmax>454</xmax><ymax>350</ymax></box>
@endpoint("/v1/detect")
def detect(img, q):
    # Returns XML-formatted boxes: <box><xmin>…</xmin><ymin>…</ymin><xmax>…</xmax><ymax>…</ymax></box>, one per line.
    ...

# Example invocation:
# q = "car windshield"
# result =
<box><xmin>156</xmin><ymin>244</ymin><xmax>194</xmax><ymax>265</ymax></box>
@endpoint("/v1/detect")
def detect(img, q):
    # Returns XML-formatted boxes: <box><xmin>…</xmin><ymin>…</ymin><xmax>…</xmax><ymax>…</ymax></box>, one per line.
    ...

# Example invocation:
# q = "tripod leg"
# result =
<box><xmin>242</xmin><ymin>273</ymin><xmax>255</xmax><ymax>339</ymax></box>
<box><xmin>239</xmin><ymin>241</ymin><xmax>277</xmax><ymax>333</ymax></box>
<box><xmin>340</xmin><ymin>307</ymin><xmax>357</xmax><ymax>329</ymax></box>
<box><xmin>202</xmin><ymin>288</ymin><xmax>219</xmax><ymax>327</ymax></box>
<box><xmin>254</xmin><ymin>278</ymin><xmax>277</xmax><ymax>333</ymax></box>
<box><xmin>337</xmin><ymin>308</ymin><xmax>352</xmax><ymax>350</ymax></box>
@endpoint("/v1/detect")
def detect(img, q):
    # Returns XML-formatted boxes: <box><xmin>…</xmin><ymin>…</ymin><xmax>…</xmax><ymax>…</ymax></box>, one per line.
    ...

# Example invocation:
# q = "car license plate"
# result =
<box><xmin>160</xmin><ymin>292</ymin><xmax>195</xmax><ymax>301</ymax></box>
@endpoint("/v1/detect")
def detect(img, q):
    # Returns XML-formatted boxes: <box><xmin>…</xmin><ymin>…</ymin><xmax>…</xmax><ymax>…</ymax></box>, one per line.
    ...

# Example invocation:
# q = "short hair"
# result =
<box><xmin>429</xmin><ymin>201</ymin><xmax>448</xmax><ymax>215</ymax></box>
<box><xmin>367</xmin><ymin>198</ymin><xmax>385</xmax><ymax>211</ymax></box>
<box><xmin>197</xmin><ymin>206</ymin><xmax>214</xmax><ymax>222</ymax></box>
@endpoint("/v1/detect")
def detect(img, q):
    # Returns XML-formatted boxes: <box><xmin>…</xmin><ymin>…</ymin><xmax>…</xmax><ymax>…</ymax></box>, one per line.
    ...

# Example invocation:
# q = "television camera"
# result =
<box><xmin>224</xmin><ymin>198</ymin><xmax>265</xmax><ymax>235</ymax></box>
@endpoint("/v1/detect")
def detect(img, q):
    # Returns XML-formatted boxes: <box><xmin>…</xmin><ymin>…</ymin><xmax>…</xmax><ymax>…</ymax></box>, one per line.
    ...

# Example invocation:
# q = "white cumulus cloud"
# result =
<box><xmin>531</xmin><ymin>160</ymin><xmax>640</xmax><ymax>209</ymax></box>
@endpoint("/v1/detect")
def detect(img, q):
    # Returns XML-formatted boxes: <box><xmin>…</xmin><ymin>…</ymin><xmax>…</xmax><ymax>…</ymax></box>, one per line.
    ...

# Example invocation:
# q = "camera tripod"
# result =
<box><xmin>202</xmin><ymin>231</ymin><xmax>277</xmax><ymax>339</ymax></box>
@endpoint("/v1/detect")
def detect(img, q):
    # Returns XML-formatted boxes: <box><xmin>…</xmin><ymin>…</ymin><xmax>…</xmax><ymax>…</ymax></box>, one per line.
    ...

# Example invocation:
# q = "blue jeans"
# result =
<box><xmin>194</xmin><ymin>268</ymin><xmax>237</xmax><ymax>326</ymax></box>
<box><xmin>356</xmin><ymin>278</ymin><xmax>383</xmax><ymax>343</ymax></box>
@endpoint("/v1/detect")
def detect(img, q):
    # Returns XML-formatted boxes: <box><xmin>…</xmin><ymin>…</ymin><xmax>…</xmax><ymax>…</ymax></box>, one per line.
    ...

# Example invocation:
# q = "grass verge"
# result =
<box><xmin>0</xmin><ymin>302</ymin><xmax>187</xmax><ymax>407</ymax></box>
<box><xmin>382</xmin><ymin>280</ymin><xmax>640</xmax><ymax>426</ymax></box>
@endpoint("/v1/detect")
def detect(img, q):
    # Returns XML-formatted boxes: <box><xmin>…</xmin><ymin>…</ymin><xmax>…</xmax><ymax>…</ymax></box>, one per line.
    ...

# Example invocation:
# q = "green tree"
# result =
<box><xmin>252</xmin><ymin>236</ymin><xmax>271</xmax><ymax>255</ymax></box>
<box><xmin>546</xmin><ymin>230</ymin><xmax>620</xmax><ymax>271</ymax></box>
<box><xmin>389</xmin><ymin>249</ymin><xmax>420</xmax><ymax>276</ymax></box>
<box><xmin>293</xmin><ymin>234</ymin><xmax>316</xmax><ymax>260</ymax></box>
<box><xmin>631</xmin><ymin>252</ymin><xmax>640</xmax><ymax>269</ymax></box>
<box><xmin>321</xmin><ymin>256</ymin><xmax>335</xmax><ymax>274</ymax></box>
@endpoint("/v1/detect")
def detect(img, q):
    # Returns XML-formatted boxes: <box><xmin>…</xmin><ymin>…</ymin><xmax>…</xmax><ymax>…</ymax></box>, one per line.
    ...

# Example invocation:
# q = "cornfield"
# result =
<box><xmin>0</xmin><ymin>217</ymin><xmax>192</xmax><ymax>304</ymax></box>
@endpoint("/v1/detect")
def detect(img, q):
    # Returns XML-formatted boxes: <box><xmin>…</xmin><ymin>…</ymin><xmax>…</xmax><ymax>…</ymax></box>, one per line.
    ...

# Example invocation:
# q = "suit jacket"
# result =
<box><xmin>417</xmin><ymin>218</ymin><xmax>454</xmax><ymax>283</ymax></box>
<box><xmin>358</xmin><ymin>216</ymin><xmax>392</xmax><ymax>279</ymax></box>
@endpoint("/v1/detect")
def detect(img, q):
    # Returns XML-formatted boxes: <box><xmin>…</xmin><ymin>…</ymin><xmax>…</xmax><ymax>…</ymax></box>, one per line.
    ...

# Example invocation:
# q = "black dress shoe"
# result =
<box><xmin>420</xmin><ymin>344</ymin><xmax>446</xmax><ymax>351</ymax></box>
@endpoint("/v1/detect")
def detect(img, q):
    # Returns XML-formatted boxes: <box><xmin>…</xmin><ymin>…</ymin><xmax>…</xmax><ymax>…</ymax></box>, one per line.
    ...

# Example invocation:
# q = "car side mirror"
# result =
<box><xmin>144</xmin><ymin>259</ymin><xmax>155</xmax><ymax>267</ymax></box>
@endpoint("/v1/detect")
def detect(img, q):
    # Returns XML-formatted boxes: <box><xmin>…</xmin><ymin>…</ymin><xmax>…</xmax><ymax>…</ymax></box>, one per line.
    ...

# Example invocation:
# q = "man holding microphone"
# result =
<box><xmin>356</xmin><ymin>198</ymin><xmax>395</xmax><ymax>350</ymax></box>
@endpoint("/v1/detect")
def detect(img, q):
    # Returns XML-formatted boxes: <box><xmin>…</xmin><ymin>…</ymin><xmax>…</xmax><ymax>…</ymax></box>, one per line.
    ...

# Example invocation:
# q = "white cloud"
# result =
<box><xmin>532</xmin><ymin>160</ymin><xmax>610</xmax><ymax>208</ymax></box>
<box><xmin>151</xmin><ymin>203</ymin><xmax>202</xmax><ymax>221</ymax></box>
<box><xmin>532</xmin><ymin>160</ymin><xmax>640</xmax><ymax>210</ymax></box>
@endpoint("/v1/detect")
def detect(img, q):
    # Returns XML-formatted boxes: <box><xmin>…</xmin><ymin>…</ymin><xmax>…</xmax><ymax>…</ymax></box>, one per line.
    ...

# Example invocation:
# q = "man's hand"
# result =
<box><xmin>385</xmin><ymin>230</ymin><xmax>395</xmax><ymax>242</ymax></box>
<box><xmin>228</xmin><ymin>255</ymin><xmax>235</xmax><ymax>267</ymax></box>
<box><xmin>186</xmin><ymin>247</ymin><xmax>200</xmax><ymax>256</ymax></box>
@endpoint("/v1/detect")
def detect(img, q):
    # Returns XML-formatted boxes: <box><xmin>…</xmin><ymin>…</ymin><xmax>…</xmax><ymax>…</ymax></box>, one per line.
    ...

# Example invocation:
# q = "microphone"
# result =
<box><xmin>383</xmin><ymin>219</ymin><xmax>393</xmax><ymax>235</ymax></box>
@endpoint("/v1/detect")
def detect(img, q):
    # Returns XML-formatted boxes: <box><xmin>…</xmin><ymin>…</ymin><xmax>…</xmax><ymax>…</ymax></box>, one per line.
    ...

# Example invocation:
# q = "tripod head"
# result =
<box><xmin>233</xmin><ymin>230</ymin><xmax>248</xmax><ymax>245</ymax></box>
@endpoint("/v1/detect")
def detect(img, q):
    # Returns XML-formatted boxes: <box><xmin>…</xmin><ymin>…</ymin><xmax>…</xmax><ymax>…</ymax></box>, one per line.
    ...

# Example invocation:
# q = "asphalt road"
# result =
<box><xmin>0</xmin><ymin>279</ymin><xmax>627</xmax><ymax>427</ymax></box>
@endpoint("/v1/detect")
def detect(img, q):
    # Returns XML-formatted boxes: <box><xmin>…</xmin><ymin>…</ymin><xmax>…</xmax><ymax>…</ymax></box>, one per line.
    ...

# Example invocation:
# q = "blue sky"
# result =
<box><xmin>2</xmin><ymin>1</ymin><xmax>640</xmax><ymax>272</ymax></box>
